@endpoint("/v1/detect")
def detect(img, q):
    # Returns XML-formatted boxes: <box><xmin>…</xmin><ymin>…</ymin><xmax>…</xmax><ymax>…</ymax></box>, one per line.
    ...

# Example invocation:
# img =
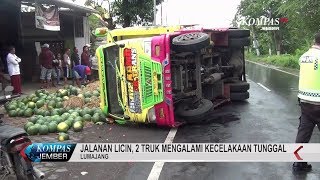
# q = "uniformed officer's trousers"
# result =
<box><xmin>295</xmin><ymin>102</ymin><xmax>320</xmax><ymax>143</ymax></box>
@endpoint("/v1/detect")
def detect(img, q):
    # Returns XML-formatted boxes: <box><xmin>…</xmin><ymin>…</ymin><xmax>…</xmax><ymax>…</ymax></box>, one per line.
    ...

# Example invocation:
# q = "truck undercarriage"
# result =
<box><xmin>169</xmin><ymin>31</ymin><xmax>250</xmax><ymax>122</ymax></box>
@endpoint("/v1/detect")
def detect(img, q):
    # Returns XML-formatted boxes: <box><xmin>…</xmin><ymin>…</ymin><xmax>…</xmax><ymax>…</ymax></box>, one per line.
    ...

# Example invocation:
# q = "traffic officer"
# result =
<box><xmin>293</xmin><ymin>32</ymin><xmax>320</xmax><ymax>172</ymax></box>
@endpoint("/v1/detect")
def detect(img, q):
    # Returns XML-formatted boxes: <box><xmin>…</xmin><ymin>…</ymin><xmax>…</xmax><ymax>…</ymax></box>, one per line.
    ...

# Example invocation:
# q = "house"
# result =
<box><xmin>0</xmin><ymin>0</ymin><xmax>97</xmax><ymax>81</ymax></box>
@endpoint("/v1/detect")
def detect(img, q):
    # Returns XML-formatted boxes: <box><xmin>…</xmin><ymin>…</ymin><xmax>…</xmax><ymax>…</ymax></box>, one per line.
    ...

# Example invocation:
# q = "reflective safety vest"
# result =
<box><xmin>298</xmin><ymin>46</ymin><xmax>320</xmax><ymax>102</ymax></box>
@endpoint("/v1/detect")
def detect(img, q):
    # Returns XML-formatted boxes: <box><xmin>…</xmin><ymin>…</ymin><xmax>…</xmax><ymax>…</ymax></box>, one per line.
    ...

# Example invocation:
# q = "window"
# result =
<box><xmin>75</xmin><ymin>17</ymin><xmax>84</xmax><ymax>37</ymax></box>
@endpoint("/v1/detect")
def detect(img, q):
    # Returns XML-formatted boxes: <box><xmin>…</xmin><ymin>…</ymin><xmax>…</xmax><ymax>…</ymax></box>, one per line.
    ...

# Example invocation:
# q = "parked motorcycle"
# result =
<box><xmin>0</xmin><ymin>94</ymin><xmax>44</xmax><ymax>180</ymax></box>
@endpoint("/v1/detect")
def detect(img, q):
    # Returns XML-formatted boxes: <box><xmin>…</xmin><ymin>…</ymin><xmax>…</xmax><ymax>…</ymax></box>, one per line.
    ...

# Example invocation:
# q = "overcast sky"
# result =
<box><xmin>73</xmin><ymin>0</ymin><xmax>241</xmax><ymax>27</ymax></box>
<box><xmin>156</xmin><ymin>0</ymin><xmax>241</xmax><ymax>27</ymax></box>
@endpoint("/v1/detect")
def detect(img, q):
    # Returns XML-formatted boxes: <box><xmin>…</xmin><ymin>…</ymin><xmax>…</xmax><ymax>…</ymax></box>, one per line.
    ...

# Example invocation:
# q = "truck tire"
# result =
<box><xmin>176</xmin><ymin>99</ymin><xmax>213</xmax><ymax>121</ymax></box>
<box><xmin>172</xmin><ymin>32</ymin><xmax>210</xmax><ymax>52</ymax></box>
<box><xmin>229</xmin><ymin>37</ymin><xmax>250</xmax><ymax>47</ymax></box>
<box><xmin>230</xmin><ymin>92</ymin><xmax>249</xmax><ymax>101</ymax></box>
<box><xmin>230</xmin><ymin>82</ymin><xmax>250</xmax><ymax>92</ymax></box>
<box><xmin>228</xmin><ymin>29</ymin><xmax>250</xmax><ymax>38</ymax></box>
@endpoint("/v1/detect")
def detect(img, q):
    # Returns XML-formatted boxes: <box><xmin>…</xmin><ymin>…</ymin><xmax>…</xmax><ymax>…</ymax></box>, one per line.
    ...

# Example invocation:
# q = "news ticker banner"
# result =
<box><xmin>21</xmin><ymin>143</ymin><xmax>319</xmax><ymax>162</ymax></box>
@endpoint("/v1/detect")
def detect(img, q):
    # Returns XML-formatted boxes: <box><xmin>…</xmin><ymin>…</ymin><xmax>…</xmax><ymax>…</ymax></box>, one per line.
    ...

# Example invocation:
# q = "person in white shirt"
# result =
<box><xmin>62</xmin><ymin>48</ymin><xmax>71</xmax><ymax>85</ymax></box>
<box><xmin>6</xmin><ymin>46</ymin><xmax>22</xmax><ymax>94</ymax></box>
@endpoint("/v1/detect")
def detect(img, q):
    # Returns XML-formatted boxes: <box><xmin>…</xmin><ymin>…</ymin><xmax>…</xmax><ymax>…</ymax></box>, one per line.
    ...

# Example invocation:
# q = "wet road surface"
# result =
<box><xmin>34</xmin><ymin>61</ymin><xmax>320</xmax><ymax>180</ymax></box>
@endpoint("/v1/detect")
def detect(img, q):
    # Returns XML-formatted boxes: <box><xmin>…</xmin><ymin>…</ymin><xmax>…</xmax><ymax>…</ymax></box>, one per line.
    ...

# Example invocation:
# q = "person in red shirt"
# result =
<box><xmin>39</xmin><ymin>44</ymin><xmax>54</xmax><ymax>89</ymax></box>
<box><xmin>81</xmin><ymin>45</ymin><xmax>90</xmax><ymax>66</ymax></box>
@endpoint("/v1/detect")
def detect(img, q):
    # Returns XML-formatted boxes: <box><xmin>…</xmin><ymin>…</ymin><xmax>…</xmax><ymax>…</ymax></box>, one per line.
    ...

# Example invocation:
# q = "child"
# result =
<box><xmin>52</xmin><ymin>53</ymin><xmax>62</xmax><ymax>86</ymax></box>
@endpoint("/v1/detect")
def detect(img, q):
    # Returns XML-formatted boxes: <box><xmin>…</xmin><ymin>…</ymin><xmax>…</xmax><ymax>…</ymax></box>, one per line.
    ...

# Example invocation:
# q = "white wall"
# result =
<box><xmin>74</xmin><ymin>16</ymin><xmax>90</xmax><ymax>60</ymax></box>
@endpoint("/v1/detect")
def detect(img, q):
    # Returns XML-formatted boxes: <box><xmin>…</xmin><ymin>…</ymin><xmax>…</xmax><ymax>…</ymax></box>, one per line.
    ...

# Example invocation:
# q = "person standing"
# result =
<box><xmin>52</xmin><ymin>53</ymin><xmax>62</xmax><ymax>86</ymax></box>
<box><xmin>293</xmin><ymin>32</ymin><xmax>320</xmax><ymax>172</ymax></box>
<box><xmin>6</xmin><ymin>46</ymin><xmax>22</xmax><ymax>94</ymax></box>
<box><xmin>62</xmin><ymin>48</ymin><xmax>71</xmax><ymax>85</ymax></box>
<box><xmin>71</xmin><ymin>47</ymin><xmax>80</xmax><ymax>67</ymax></box>
<box><xmin>81</xmin><ymin>45</ymin><xmax>90</xmax><ymax>66</ymax></box>
<box><xmin>39</xmin><ymin>43</ymin><xmax>54</xmax><ymax>89</ymax></box>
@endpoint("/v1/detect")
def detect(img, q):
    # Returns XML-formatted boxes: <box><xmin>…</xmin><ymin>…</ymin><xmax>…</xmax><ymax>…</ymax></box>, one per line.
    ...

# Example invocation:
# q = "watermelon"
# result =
<box><xmin>84</xmin><ymin>98</ymin><xmax>91</xmax><ymax>104</ymax></box>
<box><xmin>8</xmin><ymin>110</ymin><xmax>17</xmax><ymax>117</ymax></box>
<box><xmin>48</xmin><ymin>123</ymin><xmax>57</xmax><ymax>133</ymax></box>
<box><xmin>92</xmin><ymin>113</ymin><xmax>101</xmax><ymax>123</ymax></box>
<box><xmin>68</xmin><ymin>115</ymin><xmax>77</xmax><ymax>121</ymax></box>
<box><xmin>27</xmin><ymin>126</ymin><xmax>39</xmax><ymax>135</ymax></box>
<box><xmin>64</xmin><ymin>120</ymin><xmax>72</xmax><ymax>127</ymax></box>
<box><xmin>24</xmin><ymin>108</ymin><xmax>33</xmax><ymax>117</ymax></box>
<box><xmin>84</xmin><ymin>92</ymin><xmax>91</xmax><ymax>98</ymax></box>
<box><xmin>24</xmin><ymin>122</ymin><xmax>34</xmax><ymax>131</ymax></box>
<box><xmin>74</xmin><ymin>116</ymin><xmax>83</xmax><ymax>122</ymax></box>
<box><xmin>44</xmin><ymin>111</ymin><xmax>51</xmax><ymax>117</ymax></box>
<box><xmin>47</xmin><ymin>100</ymin><xmax>56</xmax><ymax>108</ymax></box>
<box><xmin>36</xmin><ymin>100</ymin><xmax>45</xmax><ymax>108</ymax></box>
<box><xmin>17</xmin><ymin>109</ymin><xmax>24</xmax><ymax>117</ymax></box>
<box><xmin>56</xmin><ymin>108</ymin><xmax>64</xmax><ymax>115</ymax></box>
<box><xmin>100</xmin><ymin>112</ymin><xmax>107</xmax><ymax>122</ymax></box>
<box><xmin>88</xmin><ymin>109</ymin><xmax>95</xmax><ymax>116</ymax></box>
<box><xmin>27</xmin><ymin>102</ymin><xmax>36</xmax><ymax>109</ymax></box>
<box><xmin>19</xmin><ymin>102</ymin><xmax>25</xmax><ymax>107</ymax></box>
<box><xmin>39</xmin><ymin>125</ymin><xmax>49</xmax><ymax>135</ymax></box>
<box><xmin>36</xmin><ymin>119</ymin><xmax>45</xmax><ymax>125</ymax></box>
<box><xmin>57</xmin><ymin>122</ymin><xmax>69</xmax><ymax>133</ymax></box>
<box><xmin>22</xmin><ymin>98</ymin><xmax>29</xmax><ymax>104</ymax></box>
<box><xmin>70</xmin><ymin>87</ymin><xmax>78</xmax><ymax>95</ymax></box>
<box><xmin>73</xmin><ymin>121</ymin><xmax>83</xmax><ymax>132</ymax></box>
<box><xmin>55</xmin><ymin>102</ymin><xmax>63</xmax><ymax>108</ymax></box>
<box><xmin>7</xmin><ymin>104</ymin><xmax>16</xmax><ymax>111</ymax></box>
<box><xmin>29</xmin><ymin>116</ymin><xmax>38</xmax><ymax>124</ymax></box>
<box><xmin>93</xmin><ymin>90</ymin><xmax>99</xmax><ymax>97</ymax></box>
<box><xmin>58</xmin><ymin>133</ymin><xmax>69</xmax><ymax>141</ymax></box>
<box><xmin>71</xmin><ymin>112</ymin><xmax>80</xmax><ymax>117</ymax></box>
<box><xmin>51</xmin><ymin>109</ymin><xmax>60</xmax><ymax>116</ymax></box>
<box><xmin>56</xmin><ymin>97</ymin><xmax>63</xmax><ymax>102</ymax></box>
<box><xmin>61</xmin><ymin>113</ymin><xmax>70</xmax><ymax>120</ymax></box>
<box><xmin>83</xmin><ymin>114</ymin><xmax>91</xmax><ymax>121</ymax></box>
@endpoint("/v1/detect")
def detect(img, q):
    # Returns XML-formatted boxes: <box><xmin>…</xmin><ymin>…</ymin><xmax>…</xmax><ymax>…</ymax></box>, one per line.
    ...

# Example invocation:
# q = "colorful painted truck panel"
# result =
<box><xmin>96</xmin><ymin>26</ymin><xmax>251</xmax><ymax>127</ymax></box>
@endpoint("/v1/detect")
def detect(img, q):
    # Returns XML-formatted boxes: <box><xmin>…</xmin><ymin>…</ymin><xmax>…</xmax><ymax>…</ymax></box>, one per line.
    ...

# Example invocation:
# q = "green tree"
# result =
<box><xmin>236</xmin><ymin>0</ymin><xmax>320</xmax><ymax>56</ymax></box>
<box><xmin>84</xmin><ymin>0</ymin><xmax>163</xmax><ymax>28</ymax></box>
<box><xmin>278</xmin><ymin>0</ymin><xmax>320</xmax><ymax>51</ymax></box>
<box><xmin>112</xmin><ymin>0</ymin><xmax>163</xmax><ymax>27</ymax></box>
<box><xmin>84</xmin><ymin>0</ymin><xmax>116</xmax><ymax>30</ymax></box>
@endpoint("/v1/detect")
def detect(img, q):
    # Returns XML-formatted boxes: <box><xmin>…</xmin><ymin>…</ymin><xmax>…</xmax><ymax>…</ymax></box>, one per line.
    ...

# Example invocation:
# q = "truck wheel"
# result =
<box><xmin>176</xmin><ymin>99</ymin><xmax>213</xmax><ymax>120</ymax></box>
<box><xmin>230</xmin><ymin>82</ymin><xmax>250</xmax><ymax>92</ymax></box>
<box><xmin>229</xmin><ymin>37</ymin><xmax>250</xmax><ymax>47</ymax></box>
<box><xmin>228</xmin><ymin>29</ymin><xmax>250</xmax><ymax>38</ymax></box>
<box><xmin>172</xmin><ymin>32</ymin><xmax>210</xmax><ymax>52</ymax></box>
<box><xmin>230</xmin><ymin>92</ymin><xmax>249</xmax><ymax>101</ymax></box>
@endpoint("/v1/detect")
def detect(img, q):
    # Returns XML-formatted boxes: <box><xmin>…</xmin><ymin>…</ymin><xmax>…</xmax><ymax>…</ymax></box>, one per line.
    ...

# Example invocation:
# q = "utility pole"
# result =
<box><xmin>161</xmin><ymin>1</ymin><xmax>163</xmax><ymax>25</ymax></box>
<box><xmin>153</xmin><ymin>0</ymin><xmax>156</xmax><ymax>25</ymax></box>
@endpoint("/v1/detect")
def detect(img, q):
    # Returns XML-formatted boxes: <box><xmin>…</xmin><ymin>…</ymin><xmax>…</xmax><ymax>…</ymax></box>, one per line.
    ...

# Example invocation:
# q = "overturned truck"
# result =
<box><xmin>95</xmin><ymin>26</ymin><xmax>250</xmax><ymax>127</ymax></box>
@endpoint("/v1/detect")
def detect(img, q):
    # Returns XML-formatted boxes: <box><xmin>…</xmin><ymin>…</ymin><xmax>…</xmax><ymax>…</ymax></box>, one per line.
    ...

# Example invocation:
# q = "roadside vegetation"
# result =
<box><xmin>234</xmin><ymin>0</ymin><xmax>320</xmax><ymax>70</ymax></box>
<box><xmin>245</xmin><ymin>51</ymin><xmax>300</xmax><ymax>70</ymax></box>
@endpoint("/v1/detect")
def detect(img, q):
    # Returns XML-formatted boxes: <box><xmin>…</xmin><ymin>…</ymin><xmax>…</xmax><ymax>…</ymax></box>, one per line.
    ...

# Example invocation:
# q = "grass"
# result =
<box><xmin>245</xmin><ymin>53</ymin><xmax>300</xmax><ymax>70</ymax></box>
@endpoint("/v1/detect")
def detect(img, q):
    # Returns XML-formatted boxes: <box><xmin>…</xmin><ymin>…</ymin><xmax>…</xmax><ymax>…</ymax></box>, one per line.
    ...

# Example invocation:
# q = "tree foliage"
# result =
<box><xmin>84</xmin><ymin>0</ymin><xmax>163</xmax><ymax>28</ymax></box>
<box><xmin>235</xmin><ymin>0</ymin><xmax>319</xmax><ymax>55</ymax></box>
<box><xmin>111</xmin><ymin>0</ymin><xmax>163</xmax><ymax>27</ymax></box>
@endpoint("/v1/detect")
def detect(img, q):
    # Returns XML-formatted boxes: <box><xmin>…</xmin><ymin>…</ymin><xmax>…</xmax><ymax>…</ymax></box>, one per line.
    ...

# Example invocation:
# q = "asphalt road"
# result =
<box><xmin>33</xmin><ymin>61</ymin><xmax>320</xmax><ymax>180</ymax></box>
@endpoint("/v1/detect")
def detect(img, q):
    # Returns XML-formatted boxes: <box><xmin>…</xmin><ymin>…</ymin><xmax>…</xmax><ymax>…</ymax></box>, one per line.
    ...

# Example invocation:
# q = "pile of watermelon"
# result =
<box><xmin>4</xmin><ymin>84</ymin><xmax>106</xmax><ymax>141</ymax></box>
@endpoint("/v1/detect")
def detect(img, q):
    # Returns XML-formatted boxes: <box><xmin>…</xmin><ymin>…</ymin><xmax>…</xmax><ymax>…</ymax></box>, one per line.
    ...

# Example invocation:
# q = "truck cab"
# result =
<box><xmin>96</xmin><ymin>26</ymin><xmax>250</xmax><ymax>127</ymax></box>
